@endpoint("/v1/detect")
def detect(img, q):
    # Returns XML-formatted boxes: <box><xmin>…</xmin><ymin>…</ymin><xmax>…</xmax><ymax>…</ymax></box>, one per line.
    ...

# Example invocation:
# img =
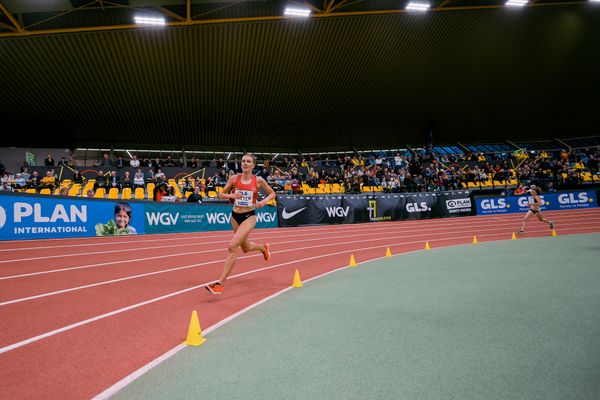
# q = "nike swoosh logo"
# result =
<box><xmin>281</xmin><ymin>207</ymin><xmax>307</xmax><ymax>219</ymax></box>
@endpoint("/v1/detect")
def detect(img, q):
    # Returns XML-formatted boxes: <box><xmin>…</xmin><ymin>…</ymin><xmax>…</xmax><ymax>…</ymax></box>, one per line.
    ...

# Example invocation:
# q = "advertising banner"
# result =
<box><xmin>277</xmin><ymin>196</ymin><xmax>312</xmax><ymax>227</ymax></box>
<box><xmin>276</xmin><ymin>191</ymin><xmax>473</xmax><ymax>227</ymax></box>
<box><xmin>397</xmin><ymin>193</ymin><xmax>440</xmax><ymax>220</ymax></box>
<box><xmin>307</xmin><ymin>196</ymin><xmax>349</xmax><ymax>225</ymax></box>
<box><xmin>0</xmin><ymin>194</ymin><xmax>145</xmax><ymax>240</ymax></box>
<box><xmin>144</xmin><ymin>204</ymin><xmax>278</xmax><ymax>234</ymax></box>
<box><xmin>475</xmin><ymin>190</ymin><xmax>597</xmax><ymax>215</ymax></box>
<box><xmin>439</xmin><ymin>191</ymin><xmax>473</xmax><ymax>217</ymax></box>
<box><xmin>0</xmin><ymin>193</ymin><xmax>278</xmax><ymax>240</ymax></box>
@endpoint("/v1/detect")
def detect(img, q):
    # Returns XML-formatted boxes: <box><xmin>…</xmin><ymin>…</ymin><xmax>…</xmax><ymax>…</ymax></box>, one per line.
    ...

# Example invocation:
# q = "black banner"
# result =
<box><xmin>277</xmin><ymin>191</ymin><xmax>473</xmax><ymax>227</ymax></box>
<box><xmin>277</xmin><ymin>196</ymin><xmax>311</xmax><ymax>227</ymax></box>
<box><xmin>308</xmin><ymin>196</ymin><xmax>350</xmax><ymax>224</ymax></box>
<box><xmin>439</xmin><ymin>191</ymin><xmax>472</xmax><ymax>217</ymax></box>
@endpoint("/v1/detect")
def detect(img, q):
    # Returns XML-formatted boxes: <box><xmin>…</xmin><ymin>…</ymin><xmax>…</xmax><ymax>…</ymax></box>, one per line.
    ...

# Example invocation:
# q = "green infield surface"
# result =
<box><xmin>113</xmin><ymin>233</ymin><xmax>600</xmax><ymax>400</ymax></box>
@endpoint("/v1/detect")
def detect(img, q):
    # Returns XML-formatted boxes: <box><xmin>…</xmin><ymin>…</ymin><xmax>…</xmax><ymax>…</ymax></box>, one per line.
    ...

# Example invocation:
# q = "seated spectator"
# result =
<box><xmin>181</xmin><ymin>177</ymin><xmax>194</xmax><ymax>196</ymax></box>
<box><xmin>39</xmin><ymin>170</ymin><xmax>56</xmax><ymax>191</ymax></box>
<box><xmin>94</xmin><ymin>171</ymin><xmax>106</xmax><ymax>191</ymax></box>
<box><xmin>59</xmin><ymin>187</ymin><xmax>69</xmax><ymax>197</ymax></box>
<box><xmin>86</xmin><ymin>189</ymin><xmax>95</xmax><ymax>198</ymax></box>
<box><xmin>513</xmin><ymin>184</ymin><xmax>526</xmax><ymax>195</ymax></box>
<box><xmin>14</xmin><ymin>173</ymin><xmax>26</xmax><ymax>189</ymax></box>
<box><xmin>186</xmin><ymin>186</ymin><xmax>203</xmax><ymax>203</ymax></box>
<box><xmin>133</xmin><ymin>169</ymin><xmax>146</xmax><ymax>189</ymax></box>
<box><xmin>121</xmin><ymin>171</ymin><xmax>132</xmax><ymax>189</ymax></box>
<box><xmin>27</xmin><ymin>170</ymin><xmax>41</xmax><ymax>189</ymax></box>
<box><xmin>0</xmin><ymin>182</ymin><xmax>13</xmax><ymax>192</ymax></box>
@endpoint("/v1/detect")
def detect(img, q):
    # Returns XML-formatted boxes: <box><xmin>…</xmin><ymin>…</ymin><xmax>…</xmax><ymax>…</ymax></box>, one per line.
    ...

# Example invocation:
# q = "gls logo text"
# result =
<box><xmin>558</xmin><ymin>192</ymin><xmax>588</xmax><ymax>204</ymax></box>
<box><xmin>406</xmin><ymin>202</ymin><xmax>430</xmax><ymax>212</ymax></box>
<box><xmin>480</xmin><ymin>199</ymin><xmax>507</xmax><ymax>210</ymax></box>
<box><xmin>325</xmin><ymin>207</ymin><xmax>350</xmax><ymax>218</ymax></box>
<box><xmin>517</xmin><ymin>196</ymin><xmax>545</xmax><ymax>207</ymax></box>
<box><xmin>146</xmin><ymin>212</ymin><xmax>180</xmax><ymax>225</ymax></box>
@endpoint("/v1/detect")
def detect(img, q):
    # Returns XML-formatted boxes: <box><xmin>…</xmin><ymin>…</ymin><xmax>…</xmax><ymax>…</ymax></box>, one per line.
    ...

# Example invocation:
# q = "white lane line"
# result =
<box><xmin>2</xmin><ymin>215</ymin><xmax>598</xmax><ymax>281</ymax></box>
<box><xmin>2</xmin><ymin>208</ymin><xmax>596</xmax><ymax>253</ymax></box>
<box><xmin>2</xmin><ymin>212</ymin><xmax>597</xmax><ymax>265</ymax></box>
<box><xmin>0</xmin><ymin>236</ymin><xmax>497</xmax><ymax>355</ymax></box>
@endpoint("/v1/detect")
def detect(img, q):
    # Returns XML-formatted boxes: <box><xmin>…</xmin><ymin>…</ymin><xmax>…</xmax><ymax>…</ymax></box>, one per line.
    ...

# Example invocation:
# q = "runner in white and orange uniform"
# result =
<box><xmin>206</xmin><ymin>153</ymin><xmax>276</xmax><ymax>294</ymax></box>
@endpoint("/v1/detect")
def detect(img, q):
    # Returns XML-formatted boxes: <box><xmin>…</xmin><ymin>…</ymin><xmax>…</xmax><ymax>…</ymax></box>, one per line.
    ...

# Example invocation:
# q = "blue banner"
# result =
<box><xmin>475</xmin><ymin>190</ymin><xmax>597</xmax><ymax>215</ymax></box>
<box><xmin>0</xmin><ymin>194</ymin><xmax>145</xmax><ymax>240</ymax></box>
<box><xmin>143</xmin><ymin>204</ymin><xmax>278</xmax><ymax>234</ymax></box>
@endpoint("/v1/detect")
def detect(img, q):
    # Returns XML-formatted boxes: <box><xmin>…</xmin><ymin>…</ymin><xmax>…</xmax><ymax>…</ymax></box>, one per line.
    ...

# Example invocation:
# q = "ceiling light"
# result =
<box><xmin>134</xmin><ymin>16</ymin><xmax>166</xmax><ymax>26</ymax></box>
<box><xmin>284</xmin><ymin>7</ymin><xmax>311</xmax><ymax>17</ymax></box>
<box><xmin>506</xmin><ymin>0</ymin><xmax>528</xmax><ymax>7</ymax></box>
<box><xmin>406</xmin><ymin>1</ymin><xmax>430</xmax><ymax>11</ymax></box>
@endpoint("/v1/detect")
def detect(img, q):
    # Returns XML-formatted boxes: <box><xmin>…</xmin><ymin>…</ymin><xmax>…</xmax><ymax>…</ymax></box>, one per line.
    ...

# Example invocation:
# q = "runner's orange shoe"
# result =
<box><xmin>205</xmin><ymin>281</ymin><xmax>224</xmax><ymax>294</ymax></box>
<box><xmin>262</xmin><ymin>243</ymin><xmax>270</xmax><ymax>261</ymax></box>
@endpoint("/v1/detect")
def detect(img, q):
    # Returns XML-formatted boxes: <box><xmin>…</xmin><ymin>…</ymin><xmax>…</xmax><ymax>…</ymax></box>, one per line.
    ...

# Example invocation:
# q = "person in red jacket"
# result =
<box><xmin>206</xmin><ymin>153</ymin><xmax>276</xmax><ymax>294</ymax></box>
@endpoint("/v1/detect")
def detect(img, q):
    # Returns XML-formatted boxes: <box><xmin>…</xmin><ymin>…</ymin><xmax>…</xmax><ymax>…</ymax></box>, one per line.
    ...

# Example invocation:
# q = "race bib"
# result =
<box><xmin>234</xmin><ymin>189</ymin><xmax>254</xmax><ymax>207</ymax></box>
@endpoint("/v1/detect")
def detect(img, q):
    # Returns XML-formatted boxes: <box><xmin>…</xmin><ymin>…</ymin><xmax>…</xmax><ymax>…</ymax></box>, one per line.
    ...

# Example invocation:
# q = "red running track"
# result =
<box><xmin>0</xmin><ymin>209</ymin><xmax>599</xmax><ymax>399</ymax></box>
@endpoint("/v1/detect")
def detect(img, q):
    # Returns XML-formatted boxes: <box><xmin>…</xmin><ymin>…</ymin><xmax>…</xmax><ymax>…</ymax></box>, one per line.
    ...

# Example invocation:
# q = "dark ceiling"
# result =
<box><xmin>0</xmin><ymin>0</ymin><xmax>599</xmax><ymax>151</ymax></box>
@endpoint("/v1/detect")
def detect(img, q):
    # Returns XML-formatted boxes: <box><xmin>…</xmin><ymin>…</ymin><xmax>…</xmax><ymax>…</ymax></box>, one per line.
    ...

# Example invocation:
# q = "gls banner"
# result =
<box><xmin>144</xmin><ymin>204</ymin><xmax>278</xmax><ymax>233</ymax></box>
<box><xmin>475</xmin><ymin>190</ymin><xmax>597</xmax><ymax>215</ymax></box>
<box><xmin>277</xmin><ymin>191</ymin><xmax>473</xmax><ymax>227</ymax></box>
<box><xmin>0</xmin><ymin>193</ymin><xmax>145</xmax><ymax>240</ymax></box>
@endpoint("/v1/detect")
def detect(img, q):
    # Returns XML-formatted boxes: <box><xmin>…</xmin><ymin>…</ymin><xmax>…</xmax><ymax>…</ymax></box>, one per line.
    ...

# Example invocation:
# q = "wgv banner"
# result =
<box><xmin>277</xmin><ymin>191</ymin><xmax>473</xmax><ymax>227</ymax></box>
<box><xmin>475</xmin><ymin>190</ymin><xmax>597</xmax><ymax>215</ymax></box>
<box><xmin>0</xmin><ymin>192</ymin><xmax>278</xmax><ymax>240</ymax></box>
<box><xmin>0</xmin><ymin>193</ymin><xmax>145</xmax><ymax>240</ymax></box>
<box><xmin>144</xmin><ymin>204</ymin><xmax>278</xmax><ymax>234</ymax></box>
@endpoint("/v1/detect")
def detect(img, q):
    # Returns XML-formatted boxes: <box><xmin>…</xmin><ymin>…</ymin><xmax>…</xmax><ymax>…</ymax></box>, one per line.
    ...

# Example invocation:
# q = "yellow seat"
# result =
<box><xmin>134</xmin><ymin>187</ymin><xmax>145</xmax><ymax>200</ymax></box>
<box><xmin>108</xmin><ymin>188</ymin><xmax>119</xmax><ymax>199</ymax></box>
<box><xmin>147</xmin><ymin>183</ymin><xmax>155</xmax><ymax>199</ymax></box>
<box><xmin>40</xmin><ymin>188</ymin><xmax>51</xmax><ymax>195</ymax></box>
<box><xmin>208</xmin><ymin>190</ymin><xmax>217</xmax><ymax>198</ymax></box>
<box><xmin>122</xmin><ymin>187</ymin><xmax>132</xmax><ymax>200</ymax></box>
<box><xmin>94</xmin><ymin>188</ymin><xmax>106</xmax><ymax>198</ymax></box>
<box><xmin>26</xmin><ymin>188</ymin><xmax>36</xmax><ymax>194</ymax></box>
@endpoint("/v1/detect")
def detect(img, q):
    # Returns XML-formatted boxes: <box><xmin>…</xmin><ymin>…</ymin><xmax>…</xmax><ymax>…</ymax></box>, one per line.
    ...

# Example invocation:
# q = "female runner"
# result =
<box><xmin>206</xmin><ymin>153</ymin><xmax>276</xmax><ymax>294</ymax></box>
<box><xmin>519</xmin><ymin>187</ymin><xmax>554</xmax><ymax>233</ymax></box>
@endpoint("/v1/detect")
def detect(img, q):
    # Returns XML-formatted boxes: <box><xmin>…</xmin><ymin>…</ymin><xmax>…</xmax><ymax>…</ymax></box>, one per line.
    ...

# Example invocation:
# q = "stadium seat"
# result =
<box><xmin>122</xmin><ymin>187</ymin><xmax>132</xmax><ymax>199</ymax></box>
<box><xmin>108</xmin><ymin>188</ymin><xmax>119</xmax><ymax>199</ymax></box>
<box><xmin>134</xmin><ymin>187</ymin><xmax>145</xmax><ymax>200</ymax></box>
<box><xmin>40</xmin><ymin>188</ymin><xmax>51</xmax><ymax>195</ymax></box>
<box><xmin>94</xmin><ymin>188</ymin><xmax>105</xmax><ymax>198</ymax></box>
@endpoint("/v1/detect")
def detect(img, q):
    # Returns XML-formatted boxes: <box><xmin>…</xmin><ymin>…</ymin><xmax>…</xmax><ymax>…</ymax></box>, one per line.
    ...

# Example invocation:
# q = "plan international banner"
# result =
<box><xmin>0</xmin><ymin>193</ymin><xmax>278</xmax><ymax>240</ymax></box>
<box><xmin>0</xmin><ymin>193</ymin><xmax>145</xmax><ymax>240</ymax></box>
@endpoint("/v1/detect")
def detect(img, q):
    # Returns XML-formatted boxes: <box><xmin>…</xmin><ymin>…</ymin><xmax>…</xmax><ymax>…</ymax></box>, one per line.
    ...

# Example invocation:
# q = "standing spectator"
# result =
<box><xmin>44</xmin><ymin>154</ymin><xmax>55</xmax><ymax>167</ymax></box>
<box><xmin>100</xmin><ymin>153</ymin><xmax>113</xmax><ymax>167</ymax></box>
<box><xmin>115</xmin><ymin>156</ymin><xmax>126</xmax><ymax>169</ymax></box>
<box><xmin>72</xmin><ymin>169</ymin><xmax>84</xmax><ymax>184</ymax></box>
<box><xmin>130</xmin><ymin>155</ymin><xmax>140</xmax><ymax>168</ymax></box>
<box><xmin>58</xmin><ymin>157</ymin><xmax>69</xmax><ymax>166</ymax></box>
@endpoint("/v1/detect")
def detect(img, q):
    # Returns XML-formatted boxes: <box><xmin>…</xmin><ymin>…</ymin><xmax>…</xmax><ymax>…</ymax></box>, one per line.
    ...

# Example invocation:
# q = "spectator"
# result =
<box><xmin>130</xmin><ymin>155</ymin><xmax>140</xmax><ymax>168</ymax></box>
<box><xmin>187</xmin><ymin>186</ymin><xmax>203</xmax><ymax>203</ymax></box>
<box><xmin>59</xmin><ymin>187</ymin><xmax>69</xmax><ymax>197</ymax></box>
<box><xmin>115</xmin><ymin>156</ymin><xmax>126</xmax><ymax>169</ymax></box>
<box><xmin>86</xmin><ymin>189</ymin><xmax>95</xmax><ymax>198</ymax></box>
<box><xmin>153</xmin><ymin>182</ymin><xmax>168</xmax><ymax>202</ymax></box>
<box><xmin>72</xmin><ymin>169</ymin><xmax>84</xmax><ymax>184</ymax></box>
<box><xmin>14</xmin><ymin>173</ymin><xmax>26</xmax><ymax>189</ymax></box>
<box><xmin>100</xmin><ymin>153</ymin><xmax>113</xmax><ymax>167</ymax></box>
<box><xmin>133</xmin><ymin>169</ymin><xmax>145</xmax><ymax>189</ymax></box>
<box><xmin>44</xmin><ymin>154</ymin><xmax>55</xmax><ymax>167</ymax></box>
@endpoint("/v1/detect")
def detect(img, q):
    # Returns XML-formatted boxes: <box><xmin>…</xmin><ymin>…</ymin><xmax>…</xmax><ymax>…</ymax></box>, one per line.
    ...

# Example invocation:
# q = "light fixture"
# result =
<box><xmin>284</xmin><ymin>7</ymin><xmax>311</xmax><ymax>17</ymax></box>
<box><xmin>406</xmin><ymin>1</ymin><xmax>430</xmax><ymax>11</ymax></box>
<box><xmin>134</xmin><ymin>15</ymin><xmax>166</xmax><ymax>26</ymax></box>
<box><xmin>506</xmin><ymin>0</ymin><xmax>528</xmax><ymax>7</ymax></box>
